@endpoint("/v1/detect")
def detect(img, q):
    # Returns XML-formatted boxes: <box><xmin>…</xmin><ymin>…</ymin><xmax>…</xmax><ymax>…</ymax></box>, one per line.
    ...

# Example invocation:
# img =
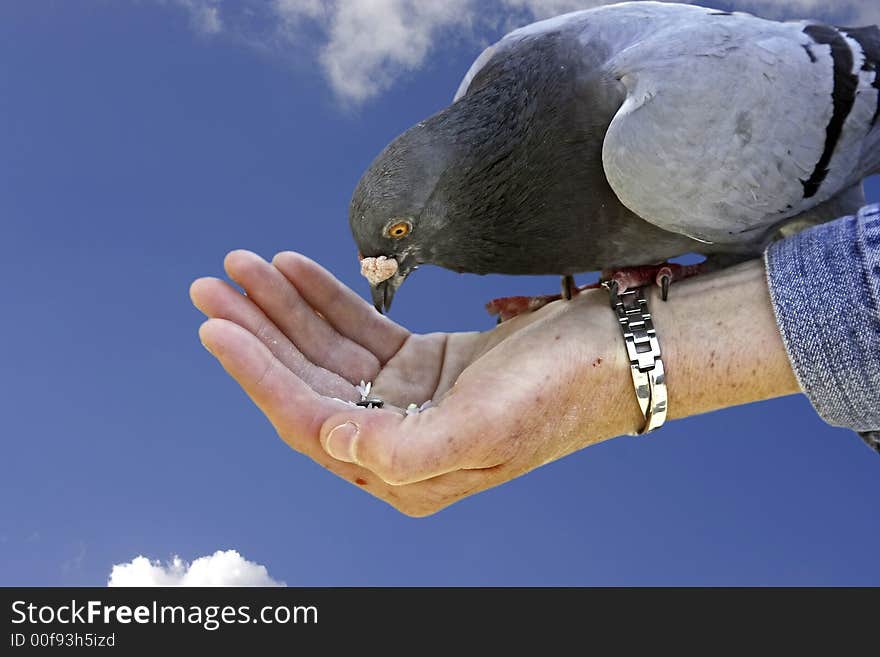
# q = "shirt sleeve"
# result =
<box><xmin>764</xmin><ymin>203</ymin><xmax>880</xmax><ymax>454</ymax></box>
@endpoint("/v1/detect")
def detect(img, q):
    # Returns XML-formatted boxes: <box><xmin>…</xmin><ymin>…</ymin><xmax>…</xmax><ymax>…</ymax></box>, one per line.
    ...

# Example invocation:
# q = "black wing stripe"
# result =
<box><xmin>839</xmin><ymin>25</ymin><xmax>880</xmax><ymax>127</ymax></box>
<box><xmin>801</xmin><ymin>25</ymin><xmax>860</xmax><ymax>198</ymax></box>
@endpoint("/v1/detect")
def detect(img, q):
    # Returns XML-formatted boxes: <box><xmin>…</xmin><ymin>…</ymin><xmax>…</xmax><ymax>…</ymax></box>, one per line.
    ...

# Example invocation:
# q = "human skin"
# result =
<box><xmin>190</xmin><ymin>251</ymin><xmax>800</xmax><ymax>517</ymax></box>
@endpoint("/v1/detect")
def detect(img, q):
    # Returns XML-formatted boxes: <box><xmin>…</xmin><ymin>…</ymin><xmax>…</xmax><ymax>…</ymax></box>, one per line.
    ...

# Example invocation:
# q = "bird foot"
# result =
<box><xmin>601</xmin><ymin>262</ymin><xmax>701</xmax><ymax>301</ymax></box>
<box><xmin>485</xmin><ymin>296</ymin><xmax>548</xmax><ymax>323</ymax></box>
<box><xmin>485</xmin><ymin>281</ymin><xmax>603</xmax><ymax>322</ymax></box>
<box><xmin>486</xmin><ymin>262</ymin><xmax>707</xmax><ymax>323</ymax></box>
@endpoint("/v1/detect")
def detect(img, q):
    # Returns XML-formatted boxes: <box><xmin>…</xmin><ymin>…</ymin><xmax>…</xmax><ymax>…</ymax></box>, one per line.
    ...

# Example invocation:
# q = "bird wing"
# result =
<box><xmin>600</xmin><ymin>11</ymin><xmax>880</xmax><ymax>245</ymax></box>
<box><xmin>455</xmin><ymin>4</ymin><xmax>880</xmax><ymax>246</ymax></box>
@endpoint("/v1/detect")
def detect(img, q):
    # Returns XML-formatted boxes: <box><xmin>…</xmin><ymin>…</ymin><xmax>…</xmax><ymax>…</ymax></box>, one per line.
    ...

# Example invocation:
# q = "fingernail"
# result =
<box><xmin>324</xmin><ymin>422</ymin><xmax>359</xmax><ymax>463</ymax></box>
<box><xmin>200</xmin><ymin>341</ymin><xmax>215</xmax><ymax>355</ymax></box>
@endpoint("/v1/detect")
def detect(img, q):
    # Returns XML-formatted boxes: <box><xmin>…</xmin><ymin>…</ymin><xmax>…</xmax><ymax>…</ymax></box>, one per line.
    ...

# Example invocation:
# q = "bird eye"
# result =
<box><xmin>386</xmin><ymin>220</ymin><xmax>411</xmax><ymax>239</ymax></box>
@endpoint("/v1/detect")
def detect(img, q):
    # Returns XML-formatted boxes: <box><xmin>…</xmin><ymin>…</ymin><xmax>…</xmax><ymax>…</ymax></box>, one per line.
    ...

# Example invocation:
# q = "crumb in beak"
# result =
<box><xmin>360</xmin><ymin>255</ymin><xmax>398</xmax><ymax>285</ymax></box>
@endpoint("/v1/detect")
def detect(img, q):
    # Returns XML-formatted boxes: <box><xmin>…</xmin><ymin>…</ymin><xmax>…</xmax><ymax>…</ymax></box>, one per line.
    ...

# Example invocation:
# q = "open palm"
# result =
<box><xmin>191</xmin><ymin>250</ymin><xmax>634</xmax><ymax>516</ymax></box>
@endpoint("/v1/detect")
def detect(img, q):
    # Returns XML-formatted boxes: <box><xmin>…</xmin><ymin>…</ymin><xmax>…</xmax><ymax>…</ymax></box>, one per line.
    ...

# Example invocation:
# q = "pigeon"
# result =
<box><xmin>349</xmin><ymin>1</ymin><xmax>880</xmax><ymax>318</ymax></box>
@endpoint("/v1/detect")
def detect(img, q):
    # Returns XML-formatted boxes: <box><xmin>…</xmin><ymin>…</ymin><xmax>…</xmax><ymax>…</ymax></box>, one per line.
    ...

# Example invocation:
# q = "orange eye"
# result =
<box><xmin>387</xmin><ymin>220</ymin><xmax>411</xmax><ymax>239</ymax></box>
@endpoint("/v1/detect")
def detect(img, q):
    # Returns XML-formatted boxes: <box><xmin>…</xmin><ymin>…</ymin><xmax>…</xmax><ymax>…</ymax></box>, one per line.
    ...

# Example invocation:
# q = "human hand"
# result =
<box><xmin>190</xmin><ymin>250</ymin><xmax>643</xmax><ymax>516</ymax></box>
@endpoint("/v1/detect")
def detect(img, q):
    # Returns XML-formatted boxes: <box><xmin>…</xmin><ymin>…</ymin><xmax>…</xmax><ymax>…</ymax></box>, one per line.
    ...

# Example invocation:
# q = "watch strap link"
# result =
<box><xmin>607</xmin><ymin>285</ymin><xmax>668</xmax><ymax>435</ymax></box>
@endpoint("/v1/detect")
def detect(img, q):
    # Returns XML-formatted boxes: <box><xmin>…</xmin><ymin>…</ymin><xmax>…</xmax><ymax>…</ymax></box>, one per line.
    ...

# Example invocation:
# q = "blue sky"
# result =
<box><xmin>1</xmin><ymin>0</ymin><xmax>878</xmax><ymax>586</ymax></box>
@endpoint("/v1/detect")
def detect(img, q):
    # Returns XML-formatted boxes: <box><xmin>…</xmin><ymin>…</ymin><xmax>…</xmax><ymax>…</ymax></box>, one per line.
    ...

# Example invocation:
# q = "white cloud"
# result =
<box><xmin>168</xmin><ymin>0</ymin><xmax>223</xmax><ymax>35</ymax></box>
<box><xmin>270</xmin><ymin>0</ymin><xmax>473</xmax><ymax>103</ymax></box>
<box><xmin>727</xmin><ymin>1</ymin><xmax>880</xmax><ymax>24</ymax></box>
<box><xmin>503</xmin><ymin>1</ymin><xmax>880</xmax><ymax>23</ymax></box>
<box><xmin>159</xmin><ymin>0</ymin><xmax>880</xmax><ymax>102</ymax></box>
<box><xmin>274</xmin><ymin>0</ymin><xmax>328</xmax><ymax>22</ymax></box>
<box><xmin>107</xmin><ymin>550</ymin><xmax>285</xmax><ymax>587</ymax></box>
<box><xmin>500</xmin><ymin>0</ymin><xmax>611</xmax><ymax>20</ymax></box>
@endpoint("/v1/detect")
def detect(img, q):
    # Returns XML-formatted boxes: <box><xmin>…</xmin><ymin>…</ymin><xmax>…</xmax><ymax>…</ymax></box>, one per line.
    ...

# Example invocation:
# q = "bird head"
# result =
<box><xmin>349</xmin><ymin>120</ymin><xmax>452</xmax><ymax>313</ymax></box>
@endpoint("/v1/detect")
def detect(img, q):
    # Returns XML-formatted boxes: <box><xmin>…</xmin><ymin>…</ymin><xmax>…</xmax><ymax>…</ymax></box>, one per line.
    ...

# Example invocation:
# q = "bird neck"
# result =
<box><xmin>419</xmin><ymin>43</ymin><xmax>609</xmax><ymax>275</ymax></box>
<box><xmin>450</xmin><ymin>96</ymin><xmax>537</xmax><ymax>212</ymax></box>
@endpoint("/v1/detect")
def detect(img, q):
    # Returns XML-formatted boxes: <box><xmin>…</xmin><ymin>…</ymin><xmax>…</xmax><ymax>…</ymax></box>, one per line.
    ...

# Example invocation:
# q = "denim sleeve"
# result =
<box><xmin>764</xmin><ymin>203</ymin><xmax>880</xmax><ymax>454</ymax></box>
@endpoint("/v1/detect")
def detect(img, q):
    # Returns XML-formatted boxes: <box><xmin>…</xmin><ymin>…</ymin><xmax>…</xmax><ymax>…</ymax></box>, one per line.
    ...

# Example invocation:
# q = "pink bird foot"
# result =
<box><xmin>486</xmin><ymin>262</ymin><xmax>707</xmax><ymax>323</ymax></box>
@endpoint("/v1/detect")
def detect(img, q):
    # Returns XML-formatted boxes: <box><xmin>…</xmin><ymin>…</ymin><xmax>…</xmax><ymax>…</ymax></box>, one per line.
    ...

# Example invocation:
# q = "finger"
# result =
<box><xmin>223</xmin><ymin>250</ymin><xmax>379</xmax><ymax>385</ymax></box>
<box><xmin>197</xmin><ymin>318</ymin><xmax>518</xmax><ymax>516</ymax></box>
<box><xmin>190</xmin><ymin>277</ymin><xmax>358</xmax><ymax>399</ymax></box>
<box><xmin>317</xmin><ymin>386</ymin><xmax>508</xmax><ymax>486</ymax></box>
<box><xmin>272</xmin><ymin>251</ymin><xmax>409</xmax><ymax>364</ymax></box>
<box><xmin>196</xmin><ymin>319</ymin><xmax>394</xmax><ymax>486</ymax></box>
<box><xmin>199</xmin><ymin>318</ymin><xmax>363</xmax><ymax>452</ymax></box>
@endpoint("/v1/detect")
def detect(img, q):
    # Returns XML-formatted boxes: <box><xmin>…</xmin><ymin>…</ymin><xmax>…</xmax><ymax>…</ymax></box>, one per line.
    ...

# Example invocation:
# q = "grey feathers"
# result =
<box><xmin>350</xmin><ymin>2</ymin><xmax>880</xmax><ymax>290</ymax></box>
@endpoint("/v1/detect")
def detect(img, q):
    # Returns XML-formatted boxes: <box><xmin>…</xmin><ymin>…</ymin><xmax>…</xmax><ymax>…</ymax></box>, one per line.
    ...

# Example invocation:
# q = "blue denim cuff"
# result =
<box><xmin>764</xmin><ymin>204</ymin><xmax>880</xmax><ymax>449</ymax></box>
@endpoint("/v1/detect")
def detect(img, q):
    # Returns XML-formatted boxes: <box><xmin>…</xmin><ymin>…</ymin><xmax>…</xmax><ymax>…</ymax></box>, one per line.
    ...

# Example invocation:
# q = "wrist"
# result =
<box><xmin>558</xmin><ymin>290</ymin><xmax>650</xmax><ymax>442</ymax></box>
<box><xmin>645</xmin><ymin>259</ymin><xmax>800</xmax><ymax>421</ymax></box>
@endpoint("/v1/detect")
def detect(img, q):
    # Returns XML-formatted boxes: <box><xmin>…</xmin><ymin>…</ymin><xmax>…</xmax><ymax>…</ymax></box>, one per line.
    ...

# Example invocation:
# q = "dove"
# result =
<box><xmin>348</xmin><ymin>1</ymin><xmax>880</xmax><ymax>318</ymax></box>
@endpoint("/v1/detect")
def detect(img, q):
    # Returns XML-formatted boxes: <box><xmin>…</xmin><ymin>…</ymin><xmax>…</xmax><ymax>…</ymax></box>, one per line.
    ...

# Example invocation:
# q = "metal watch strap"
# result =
<box><xmin>607</xmin><ymin>285</ymin><xmax>668</xmax><ymax>435</ymax></box>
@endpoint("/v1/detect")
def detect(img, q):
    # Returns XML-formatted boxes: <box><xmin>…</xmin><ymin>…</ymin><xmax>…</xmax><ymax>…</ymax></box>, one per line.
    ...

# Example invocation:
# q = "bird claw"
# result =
<box><xmin>658</xmin><ymin>276</ymin><xmax>670</xmax><ymax>300</ymax></box>
<box><xmin>561</xmin><ymin>274</ymin><xmax>576</xmax><ymax>300</ymax></box>
<box><xmin>488</xmin><ymin>262</ymin><xmax>706</xmax><ymax>322</ymax></box>
<box><xmin>655</xmin><ymin>266</ymin><xmax>673</xmax><ymax>301</ymax></box>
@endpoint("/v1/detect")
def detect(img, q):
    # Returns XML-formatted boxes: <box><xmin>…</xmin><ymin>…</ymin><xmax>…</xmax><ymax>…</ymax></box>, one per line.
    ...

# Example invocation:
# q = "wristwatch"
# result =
<box><xmin>606</xmin><ymin>284</ymin><xmax>668</xmax><ymax>435</ymax></box>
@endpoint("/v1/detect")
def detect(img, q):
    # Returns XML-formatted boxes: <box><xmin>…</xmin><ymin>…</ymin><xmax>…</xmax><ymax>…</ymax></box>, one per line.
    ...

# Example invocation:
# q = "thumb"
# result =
<box><xmin>319</xmin><ymin>396</ymin><xmax>503</xmax><ymax>486</ymax></box>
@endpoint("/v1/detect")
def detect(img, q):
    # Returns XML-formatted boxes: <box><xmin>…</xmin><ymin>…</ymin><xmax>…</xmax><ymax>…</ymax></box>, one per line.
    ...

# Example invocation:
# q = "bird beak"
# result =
<box><xmin>361</xmin><ymin>254</ymin><xmax>415</xmax><ymax>314</ymax></box>
<box><xmin>370</xmin><ymin>278</ymin><xmax>398</xmax><ymax>314</ymax></box>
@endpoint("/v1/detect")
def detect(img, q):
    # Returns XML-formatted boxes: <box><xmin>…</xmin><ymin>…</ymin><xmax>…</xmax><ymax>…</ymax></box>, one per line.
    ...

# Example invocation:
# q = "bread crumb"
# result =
<box><xmin>360</xmin><ymin>256</ymin><xmax>398</xmax><ymax>285</ymax></box>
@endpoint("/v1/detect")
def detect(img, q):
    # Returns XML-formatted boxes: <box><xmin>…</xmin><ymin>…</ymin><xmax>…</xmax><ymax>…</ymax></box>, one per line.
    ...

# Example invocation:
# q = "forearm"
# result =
<box><xmin>599</xmin><ymin>204</ymin><xmax>880</xmax><ymax>449</ymax></box>
<box><xmin>578</xmin><ymin>258</ymin><xmax>801</xmax><ymax>440</ymax></box>
<box><xmin>650</xmin><ymin>258</ymin><xmax>800</xmax><ymax>421</ymax></box>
